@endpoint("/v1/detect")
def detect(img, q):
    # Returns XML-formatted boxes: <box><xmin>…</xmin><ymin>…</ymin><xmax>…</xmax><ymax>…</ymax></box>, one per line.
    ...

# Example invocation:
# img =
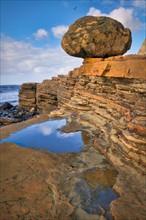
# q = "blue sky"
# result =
<box><xmin>0</xmin><ymin>0</ymin><xmax>145</xmax><ymax>85</ymax></box>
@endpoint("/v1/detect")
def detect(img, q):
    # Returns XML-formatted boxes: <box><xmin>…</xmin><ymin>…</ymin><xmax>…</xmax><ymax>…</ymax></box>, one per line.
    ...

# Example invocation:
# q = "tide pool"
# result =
<box><xmin>0</xmin><ymin>119</ymin><xmax>85</xmax><ymax>153</ymax></box>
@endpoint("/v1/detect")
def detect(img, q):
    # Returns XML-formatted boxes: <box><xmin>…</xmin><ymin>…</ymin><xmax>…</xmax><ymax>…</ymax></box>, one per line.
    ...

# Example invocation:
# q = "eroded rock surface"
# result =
<box><xmin>18</xmin><ymin>54</ymin><xmax>146</xmax><ymax>178</ymax></box>
<box><xmin>78</xmin><ymin>55</ymin><xmax>146</xmax><ymax>79</ymax></box>
<box><xmin>0</xmin><ymin>118</ymin><xmax>117</xmax><ymax>220</ymax></box>
<box><xmin>19</xmin><ymin>83</ymin><xmax>37</xmax><ymax>111</ymax></box>
<box><xmin>61</xmin><ymin>16</ymin><xmax>132</xmax><ymax>58</ymax></box>
<box><xmin>7</xmin><ymin>49</ymin><xmax>146</xmax><ymax>219</ymax></box>
<box><xmin>0</xmin><ymin>115</ymin><xmax>146</xmax><ymax>220</ymax></box>
<box><xmin>36</xmin><ymin>78</ymin><xmax>59</xmax><ymax>112</ymax></box>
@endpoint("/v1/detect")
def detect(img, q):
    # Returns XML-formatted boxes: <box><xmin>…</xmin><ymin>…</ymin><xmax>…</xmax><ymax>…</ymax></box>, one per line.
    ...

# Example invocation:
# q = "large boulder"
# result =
<box><xmin>61</xmin><ymin>16</ymin><xmax>132</xmax><ymax>58</ymax></box>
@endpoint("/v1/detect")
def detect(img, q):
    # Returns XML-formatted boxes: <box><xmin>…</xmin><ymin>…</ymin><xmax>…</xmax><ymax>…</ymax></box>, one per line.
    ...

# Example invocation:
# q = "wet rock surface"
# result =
<box><xmin>17</xmin><ymin>53</ymin><xmax>146</xmax><ymax>219</ymax></box>
<box><xmin>0</xmin><ymin>115</ymin><xmax>146</xmax><ymax>220</ymax></box>
<box><xmin>3</xmin><ymin>34</ymin><xmax>146</xmax><ymax>220</ymax></box>
<box><xmin>0</xmin><ymin>102</ymin><xmax>39</xmax><ymax>126</ymax></box>
<box><xmin>61</xmin><ymin>16</ymin><xmax>131</xmax><ymax>58</ymax></box>
<box><xmin>0</xmin><ymin>117</ymin><xmax>118</xmax><ymax>220</ymax></box>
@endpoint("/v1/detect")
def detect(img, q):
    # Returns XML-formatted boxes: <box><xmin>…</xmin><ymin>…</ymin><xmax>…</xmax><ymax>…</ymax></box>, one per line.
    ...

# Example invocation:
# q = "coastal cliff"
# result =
<box><xmin>1</xmin><ymin>16</ymin><xmax>146</xmax><ymax>220</ymax></box>
<box><xmin>18</xmin><ymin>53</ymin><xmax>146</xmax><ymax>219</ymax></box>
<box><xmin>19</xmin><ymin>54</ymin><xmax>146</xmax><ymax>173</ymax></box>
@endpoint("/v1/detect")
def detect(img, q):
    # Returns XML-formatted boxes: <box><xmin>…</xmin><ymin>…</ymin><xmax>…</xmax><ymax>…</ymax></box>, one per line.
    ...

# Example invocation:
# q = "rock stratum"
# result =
<box><xmin>18</xmin><ymin>53</ymin><xmax>146</xmax><ymax>220</ymax></box>
<box><xmin>62</xmin><ymin>16</ymin><xmax>132</xmax><ymax>58</ymax></box>
<box><xmin>19</xmin><ymin>55</ymin><xmax>146</xmax><ymax>174</ymax></box>
<box><xmin>1</xmin><ymin>16</ymin><xmax>146</xmax><ymax>220</ymax></box>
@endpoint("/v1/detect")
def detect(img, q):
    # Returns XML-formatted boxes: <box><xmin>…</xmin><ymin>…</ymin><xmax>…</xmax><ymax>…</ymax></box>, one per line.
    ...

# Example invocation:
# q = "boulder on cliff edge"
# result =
<box><xmin>61</xmin><ymin>16</ymin><xmax>132</xmax><ymax>58</ymax></box>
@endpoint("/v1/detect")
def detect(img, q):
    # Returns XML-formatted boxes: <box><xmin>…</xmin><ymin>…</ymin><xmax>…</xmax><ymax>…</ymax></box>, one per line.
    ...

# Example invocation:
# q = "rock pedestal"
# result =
<box><xmin>76</xmin><ymin>55</ymin><xmax>146</xmax><ymax>79</ymax></box>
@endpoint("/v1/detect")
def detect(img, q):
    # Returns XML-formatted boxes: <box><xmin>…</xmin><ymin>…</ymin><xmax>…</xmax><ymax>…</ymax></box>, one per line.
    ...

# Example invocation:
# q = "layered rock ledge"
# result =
<box><xmin>19</xmin><ymin>54</ymin><xmax>146</xmax><ymax>177</ymax></box>
<box><xmin>74</xmin><ymin>54</ymin><xmax>146</xmax><ymax>79</ymax></box>
<box><xmin>2</xmin><ymin>54</ymin><xmax>146</xmax><ymax>220</ymax></box>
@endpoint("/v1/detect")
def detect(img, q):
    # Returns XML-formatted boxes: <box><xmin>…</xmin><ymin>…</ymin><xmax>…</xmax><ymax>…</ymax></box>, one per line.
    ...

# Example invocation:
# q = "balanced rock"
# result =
<box><xmin>61</xmin><ymin>16</ymin><xmax>132</xmax><ymax>58</ymax></box>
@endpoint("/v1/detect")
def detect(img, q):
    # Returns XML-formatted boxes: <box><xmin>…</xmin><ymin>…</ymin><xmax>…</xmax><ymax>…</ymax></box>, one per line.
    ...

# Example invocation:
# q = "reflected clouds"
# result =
<box><xmin>57</xmin><ymin>132</ymin><xmax>76</xmax><ymax>139</ymax></box>
<box><xmin>39</xmin><ymin>125</ymin><xmax>53</xmax><ymax>136</ymax></box>
<box><xmin>39</xmin><ymin>119</ymin><xmax>66</xmax><ymax>136</ymax></box>
<box><xmin>1</xmin><ymin>118</ymin><xmax>84</xmax><ymax>153</ymax></box>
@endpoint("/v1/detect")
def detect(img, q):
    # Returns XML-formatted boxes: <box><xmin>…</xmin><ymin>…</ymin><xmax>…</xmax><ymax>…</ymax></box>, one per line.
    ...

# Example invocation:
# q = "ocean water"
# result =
<box><xmin>0</xmin><ymin>85</ymin><xmax>20</xmax><ymax>106</ymax></box>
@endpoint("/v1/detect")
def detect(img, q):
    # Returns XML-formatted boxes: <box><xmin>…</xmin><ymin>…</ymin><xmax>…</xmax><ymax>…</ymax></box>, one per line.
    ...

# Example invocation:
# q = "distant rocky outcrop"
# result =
<box><xmin>138</xmin><ymin>39</ymin><xmax>146</xmax><ymax>55</ymax></box>
<box><xmin>19</xmin><ymin>83</ymin><xmax>37</xmax><ymax>110</ymax></box>
<box><xmin>62</xmin><ymin>16</ymin><xmax>132</xmax><ymax>58</ymax></box>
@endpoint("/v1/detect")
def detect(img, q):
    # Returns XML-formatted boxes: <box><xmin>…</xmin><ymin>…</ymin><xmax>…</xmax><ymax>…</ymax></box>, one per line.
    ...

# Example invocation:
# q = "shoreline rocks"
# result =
<box><xmin>0</xmin><ymin>102</ymin><xmax>39</xmax><ymax>126</ymax></box>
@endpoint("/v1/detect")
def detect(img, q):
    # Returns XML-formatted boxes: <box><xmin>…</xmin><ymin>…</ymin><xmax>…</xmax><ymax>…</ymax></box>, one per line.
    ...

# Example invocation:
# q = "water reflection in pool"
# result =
<box><xmin>0</xmin><ymin>119</ymin><xmax>86</xmax><ymax>153</ymax></box>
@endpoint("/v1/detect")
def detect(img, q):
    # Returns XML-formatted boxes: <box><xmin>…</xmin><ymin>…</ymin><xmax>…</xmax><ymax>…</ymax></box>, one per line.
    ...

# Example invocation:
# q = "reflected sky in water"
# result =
<box><xmin>1</xmin><ymin>119</ymin><xmax>84</xmax><ymax>153</ymax></box>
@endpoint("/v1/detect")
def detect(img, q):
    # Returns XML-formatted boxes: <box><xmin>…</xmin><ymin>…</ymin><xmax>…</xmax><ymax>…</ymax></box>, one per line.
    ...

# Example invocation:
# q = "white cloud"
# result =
<box><xmin>0</xmin><ymin>35</ymin><xmax>82</xmax><ymax>85</ymax></box>
<box><xmin>34</xmin><ymin>28</ymin><xmax>49</xmax><ymax>40</ymax></box>
<box><xmin>51</xmin><ymin>25</ymin><xmax>69</xmax><ymax>38</ymax></box>
<box><xmin>87</xmin><ymin>7</ymin><xmax>102</xmax><ymax>16</ymax></box>
<box><xmin>87</xmin><ymin>7</ymin><xmax>142</xmax><ymax>31</ymax></box>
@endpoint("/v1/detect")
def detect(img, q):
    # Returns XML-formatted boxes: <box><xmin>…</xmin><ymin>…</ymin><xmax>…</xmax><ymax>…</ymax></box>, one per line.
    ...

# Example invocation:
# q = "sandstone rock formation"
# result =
<box><xmin>62</xmin><ymin>16</ymin><xmax>132</xmax><ymax>58</ymax></box>
<box><xmin>2</xmin><ymin>66</ymin><xmax>146</xmax><ymax>220</ymax></box>
<box><xmin>19</xmin><ymin>54</ymin><xmax>146</xmax><ymax>112</ymax></box>
<box><xmin>19</xmin><ymin>83</ymin><xmax>37</xmax><ymax>110</ymax></box>
<box><xmin>19</xmin><ymin>54</ymin><xmax>146</xmax><ymax>176</ymax></box>
<box><xmin>36</xmin><ymin>78</ymin><xmax>59</xmax><ymax>112</ymax></box>
<box><xmin>6</xmin><ymin>15</ymin><xmax>146</xmax><ymax>220</ymax></box>
<box><xmin>70</xmin><ymin>54</ymin><xmax>146</xmax><ymax>79</ymax></box>
<box><xmin>138</xmin><ymin>38</ymin><xmax>146</xmax><ymax>55</ymax></box>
